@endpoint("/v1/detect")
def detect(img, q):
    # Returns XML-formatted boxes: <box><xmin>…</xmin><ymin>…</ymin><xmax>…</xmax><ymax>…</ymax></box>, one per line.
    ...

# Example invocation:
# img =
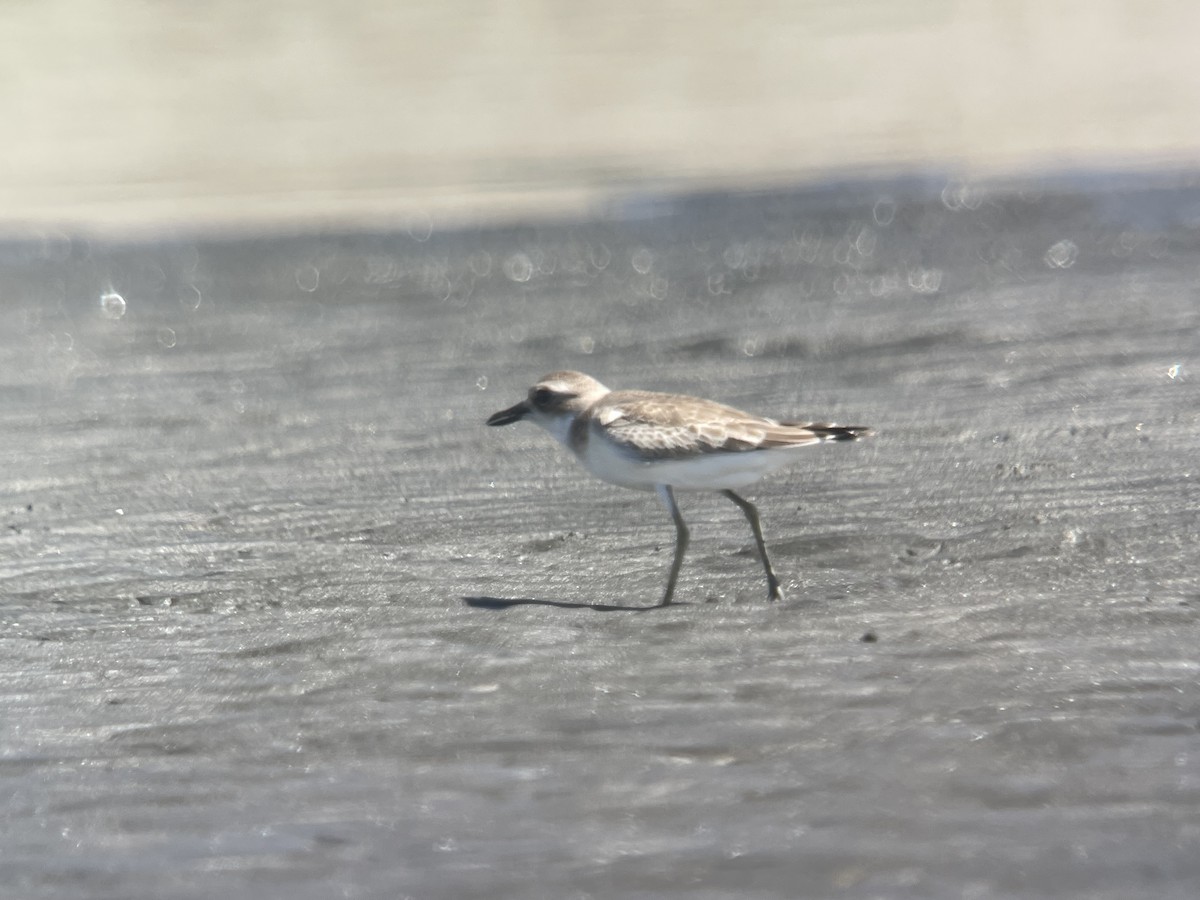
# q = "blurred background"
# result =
<box><xmin>5</xmin><ymin>1</ymin><xmax>1200</xmax><ymax>233</ymax></box>
<box><xmin>4</xmin><ymin>4</ymin><xmax>1200</xmax><ymax>900</ymax></box>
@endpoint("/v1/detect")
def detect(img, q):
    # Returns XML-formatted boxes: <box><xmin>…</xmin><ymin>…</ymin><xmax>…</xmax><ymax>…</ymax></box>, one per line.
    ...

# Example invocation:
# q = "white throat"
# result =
<box><xmin>535</xmin><ymin>412</ymin><xmax>578</xmax><ymax>449</ymax></box>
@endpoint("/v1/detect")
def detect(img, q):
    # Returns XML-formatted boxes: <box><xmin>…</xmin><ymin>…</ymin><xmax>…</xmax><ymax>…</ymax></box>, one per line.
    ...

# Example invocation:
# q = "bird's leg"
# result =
<box><xmin>655</xmin><ymin>484</ymin><xmax>689</xmax><ymax>606</ymax></box>
<box><xmin>721</xmin><ymin>490</ymin><xmax>783</xmax><ymax>601</ymax></box>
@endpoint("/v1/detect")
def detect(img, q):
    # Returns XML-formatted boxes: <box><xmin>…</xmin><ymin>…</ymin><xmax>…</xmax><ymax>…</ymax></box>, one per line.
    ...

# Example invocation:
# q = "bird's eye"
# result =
<box><xmin>531</xmin><ymin>387</ymin><xmax>552</xmax><ymax>407</ymax></box>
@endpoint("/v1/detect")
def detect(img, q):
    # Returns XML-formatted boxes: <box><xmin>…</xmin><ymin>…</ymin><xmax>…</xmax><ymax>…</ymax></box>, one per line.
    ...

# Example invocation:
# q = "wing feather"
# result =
<box><xmin>594</xmin><ymin>390</ymin><xmax>835</xmax><ymax>461</ymax></box>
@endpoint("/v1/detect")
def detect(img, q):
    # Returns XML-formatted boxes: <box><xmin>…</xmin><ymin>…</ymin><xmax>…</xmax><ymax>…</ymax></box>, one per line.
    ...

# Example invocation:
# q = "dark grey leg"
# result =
<box><xmin>655</xmin><ymin>484</ymin><xmax>689</xmax><ymax>606</ymax></box>
<box><xmin>721</xmin><ymin>490</ymin><xmax>783</xmax><ymax>601</ymax></box>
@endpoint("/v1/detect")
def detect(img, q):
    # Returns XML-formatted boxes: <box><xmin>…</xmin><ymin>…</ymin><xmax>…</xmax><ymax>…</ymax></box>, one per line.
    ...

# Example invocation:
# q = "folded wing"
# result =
<box><xmin>597</xmin><ymin>391</ymin><xmax>869</xmax><ymax>461</ymax></box>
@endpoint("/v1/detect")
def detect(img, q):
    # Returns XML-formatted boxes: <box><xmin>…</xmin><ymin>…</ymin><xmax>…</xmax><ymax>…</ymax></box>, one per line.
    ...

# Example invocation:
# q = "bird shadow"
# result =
<box><xmin>462</xmin><ymin>595</ymin><xmax>677</xmax><ymax>613</ymax></box>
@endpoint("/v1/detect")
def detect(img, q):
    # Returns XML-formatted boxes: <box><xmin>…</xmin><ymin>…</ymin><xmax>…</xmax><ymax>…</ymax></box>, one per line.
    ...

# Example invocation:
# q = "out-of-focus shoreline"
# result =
<box><xmin>7</xmin><ymin>158</ymin><xmax>1200</xmax><ymax>242</ymax></box>
<box><xmin>6</xmin><ymin>2</ymin><xmax>1200</xmax><ymax>237</ymax></box>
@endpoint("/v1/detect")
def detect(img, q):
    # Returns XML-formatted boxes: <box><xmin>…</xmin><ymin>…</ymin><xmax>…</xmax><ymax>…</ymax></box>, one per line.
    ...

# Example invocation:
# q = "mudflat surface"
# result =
<box><xmin>2</xmin><ymin>175</ymin><xmax>1199</xmax><ymax>898</ymax></box>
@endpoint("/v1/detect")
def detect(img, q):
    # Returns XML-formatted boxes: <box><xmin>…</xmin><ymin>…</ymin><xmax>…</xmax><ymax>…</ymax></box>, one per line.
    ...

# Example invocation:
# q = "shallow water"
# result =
<box><xmin>1</xmin><ymin>175</ymin><xmax>1199</xmax><ymax>898</ymax></box>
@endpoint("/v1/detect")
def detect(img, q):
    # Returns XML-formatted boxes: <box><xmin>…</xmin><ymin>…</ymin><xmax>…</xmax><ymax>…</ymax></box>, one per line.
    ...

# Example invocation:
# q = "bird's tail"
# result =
<box><xmin>785</xmin><ymin>422</ymin><xmax>873</xmax><ymax>442</ymax></box>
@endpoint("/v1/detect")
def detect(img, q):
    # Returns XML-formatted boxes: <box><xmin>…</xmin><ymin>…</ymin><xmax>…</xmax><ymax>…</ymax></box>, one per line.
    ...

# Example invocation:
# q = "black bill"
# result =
<box><xmin>486</xmin><ymin>401</ymin><xmax>529</xmax><ymax>426</ymax></box>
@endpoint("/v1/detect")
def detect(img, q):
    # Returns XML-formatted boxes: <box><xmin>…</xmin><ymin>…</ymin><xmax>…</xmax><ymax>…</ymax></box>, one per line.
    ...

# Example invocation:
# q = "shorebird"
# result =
<box><xmin>486</xmin><ymin>371</ymin><xmax>870</xmax><ymax>605</ymax></box>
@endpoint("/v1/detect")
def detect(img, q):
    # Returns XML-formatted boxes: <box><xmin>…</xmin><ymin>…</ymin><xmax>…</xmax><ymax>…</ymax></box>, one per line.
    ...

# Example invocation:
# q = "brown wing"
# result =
<box><xmin>595</xmin><ymin>390</ymin><xmax>831</xmax><ymax>461</ymax></box>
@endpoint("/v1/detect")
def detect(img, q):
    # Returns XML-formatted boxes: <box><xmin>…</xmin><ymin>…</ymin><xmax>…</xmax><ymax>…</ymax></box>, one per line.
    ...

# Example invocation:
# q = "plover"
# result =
<box><xmin>486</xmin><ymin>371</ymin><xmax>870</xmax><ymax>606</ymax></box>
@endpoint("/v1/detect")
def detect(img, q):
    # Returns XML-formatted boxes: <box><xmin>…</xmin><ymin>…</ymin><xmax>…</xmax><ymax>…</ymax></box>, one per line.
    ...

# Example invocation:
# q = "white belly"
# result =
<box><xmin>579</xmin><ymin>431</ymin><xmax>806</xmax><ymax>491</ymax></box>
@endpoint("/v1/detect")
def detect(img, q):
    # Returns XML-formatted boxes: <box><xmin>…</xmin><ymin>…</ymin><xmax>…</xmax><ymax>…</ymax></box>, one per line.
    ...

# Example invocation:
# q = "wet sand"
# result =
<box><xmin>1</xmin><ymin>174</ymin><xmax>1198</xmax><ymax>898</ymax></box>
